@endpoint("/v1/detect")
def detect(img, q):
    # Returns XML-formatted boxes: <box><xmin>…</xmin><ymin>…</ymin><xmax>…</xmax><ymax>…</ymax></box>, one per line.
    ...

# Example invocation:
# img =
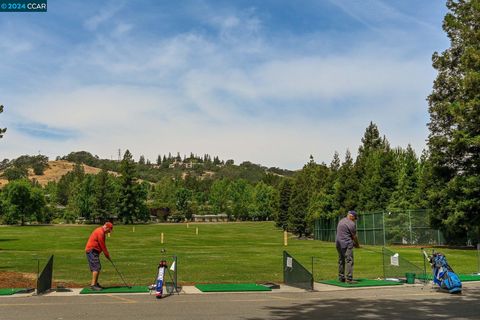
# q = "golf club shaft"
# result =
<box><xmin>110</xmin><ymin>259</ymin><xmax>130</xmax><ymax>288</ymax></box>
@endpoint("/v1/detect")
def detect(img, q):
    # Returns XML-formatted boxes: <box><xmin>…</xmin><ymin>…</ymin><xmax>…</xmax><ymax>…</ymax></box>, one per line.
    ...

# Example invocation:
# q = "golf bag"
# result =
<box><xmin>155</xmin><ymin>260</ymin><xmax>168</xmax><ymax>299</ymax></box>
<box><xmin>426</xmin><ymin>251</ymin><xmax>462</xmax><ymax>294</ymax></box>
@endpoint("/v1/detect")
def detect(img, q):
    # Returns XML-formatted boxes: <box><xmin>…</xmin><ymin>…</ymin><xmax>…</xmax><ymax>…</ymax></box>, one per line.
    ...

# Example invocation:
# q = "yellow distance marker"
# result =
<box><xmin>196</xmin><ymin>227</ymin><xmax>198</xmax><ymax>235</ymax></box>
<box><xmin>161</xmin><ymin>232</ymin><xmax>164</xmax><ymax>244</ymax></box>
<box><xmin>284</xmin><ymin>230</ymin><xmax>288</xmax><ymax>246</ymax></box>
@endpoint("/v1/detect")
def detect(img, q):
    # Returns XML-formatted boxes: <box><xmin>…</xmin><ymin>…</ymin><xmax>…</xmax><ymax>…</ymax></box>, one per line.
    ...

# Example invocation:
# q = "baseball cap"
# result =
<box><xmin>348</xmin><ymin>210</ymin><xmax>358</xmax><ymax>219</ymax></box>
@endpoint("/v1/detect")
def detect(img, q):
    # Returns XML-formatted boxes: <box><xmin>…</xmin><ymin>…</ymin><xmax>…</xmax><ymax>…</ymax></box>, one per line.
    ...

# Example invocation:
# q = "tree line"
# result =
<box><xmin>0</xmin><ymin>123</ymin><xmax>433</xmax><ymax>232</ymax></box>
<box><xmin>0</xmin><ymin>122</ymin><xmax>476</xmax><ymax>244</ymax></box>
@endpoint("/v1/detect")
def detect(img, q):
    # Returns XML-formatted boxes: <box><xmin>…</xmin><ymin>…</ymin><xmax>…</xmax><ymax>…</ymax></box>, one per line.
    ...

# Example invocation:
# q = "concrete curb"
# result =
<box><xmin>3</xmin><ymin>281</ymin><xmax>477</xmax><ymax>297</ymax></box>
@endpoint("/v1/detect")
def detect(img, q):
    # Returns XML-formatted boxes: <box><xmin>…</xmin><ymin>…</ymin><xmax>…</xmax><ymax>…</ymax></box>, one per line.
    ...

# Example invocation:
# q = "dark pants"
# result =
<box><xmin>336</xmin><ymin>243</ymin><xmax>354</xmax><ymax>281</ymax></box>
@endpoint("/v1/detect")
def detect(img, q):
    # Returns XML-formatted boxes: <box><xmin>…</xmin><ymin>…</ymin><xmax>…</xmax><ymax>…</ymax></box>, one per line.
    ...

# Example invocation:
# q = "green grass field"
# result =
<box><xmin>0</xmin><ymin>222</ymin><xmax>478</xmax><ymax>287</ymax></box>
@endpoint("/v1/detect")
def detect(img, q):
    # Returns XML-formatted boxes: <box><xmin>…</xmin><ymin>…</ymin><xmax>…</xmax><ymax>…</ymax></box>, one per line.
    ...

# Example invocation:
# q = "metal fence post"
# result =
<box><xmin>382</xmin><ymin>211</ymin><xmax>386</xmax><ymax>246</ymax></box>
<box><xmin>382</xmin><ymin>247</ymin><xmax>386</xmax><ymax>280</ymax></box>
<box><xmin>409</xmin><ymin>210</ymin><xmax>413</xmax><ymax>244</ymax></box>
<box><xmin>372</xmin><ymin>212</ymin><xmax>376</xmax><ymax>245</ymax></box>
<box><xmin>363</xmin><ymin>213</ymin><xmax>367</xmax><ymax>245</ymax></box>
<box><xmin>477</xmin><ymin>243</ymin><xmax>480</xmax><ymax>275</ymax></box>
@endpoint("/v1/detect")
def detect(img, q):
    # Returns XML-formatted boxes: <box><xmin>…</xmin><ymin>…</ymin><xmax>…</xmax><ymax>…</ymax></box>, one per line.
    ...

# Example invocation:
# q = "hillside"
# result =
<box><xmin>0</xmin><ymin>151</ymin><xmax>295</xmax><ymax>189</ymax></box>
<box><xmin>0</xmin><ymin>160</ymin><xmax>115</xmax><ymax>188</ymax></box>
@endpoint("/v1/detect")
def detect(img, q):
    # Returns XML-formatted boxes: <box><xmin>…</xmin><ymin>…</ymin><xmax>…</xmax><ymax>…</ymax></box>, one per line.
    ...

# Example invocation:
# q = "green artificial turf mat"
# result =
<box><xmin>459</xmin><ymin>274</ymin><xmax>480</xmax><ymax>281</ymax></box>
<box><xmin>80</xmin><ymin>285</ymin><xmax>149</xmax><ymax>294</ymax></box>
<box><xmin>0</xmin><ymin>288</ymin><xmax>30</xmax><ymax>295</ymax></box>
<box><xmin>417</xmin><ymin>274</ymin><xmax>480</xmax><ymax>282</ymax></box>
<box><xmin>319</xmin><ymin>278</ymin><xmax>404</xmax><ymax>288</ymax></box>
<box><xmin>195</xmin><ymin>283</ymin><xmax>272</xmax><ymax>292</ymax></box>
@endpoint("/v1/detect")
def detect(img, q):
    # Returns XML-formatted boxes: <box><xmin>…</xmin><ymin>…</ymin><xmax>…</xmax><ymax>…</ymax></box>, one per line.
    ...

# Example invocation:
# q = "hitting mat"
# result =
<box><xmin>195</xmin><ymin>283</ymin><xmax>272</xmax><ymax>292</ymax></box>
<box><xmin>80</xmin><ymin>285</ymin><xmax>149</xmax><ymax>294</ymax></box>
<box><xmin>319</xmin><ymin>278</ymin><xmax>404</xmax><ymax>288</ymax></box>
<box><xmin>0</xmin><ymin>288</ymin><xmax>33</xmax><ymax>295</ymax></box>
<box><xmin>417</xmin><ymin>274</ymin><xmax>480</xmax><ymax>282</ymax></box>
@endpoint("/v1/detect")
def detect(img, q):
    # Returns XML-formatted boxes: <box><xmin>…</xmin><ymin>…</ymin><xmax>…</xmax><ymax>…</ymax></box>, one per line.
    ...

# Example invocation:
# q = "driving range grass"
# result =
<box><xmin>0</xmin><ymin>222</ymin><xmax>478</xmax><ymax>287</ymax></box>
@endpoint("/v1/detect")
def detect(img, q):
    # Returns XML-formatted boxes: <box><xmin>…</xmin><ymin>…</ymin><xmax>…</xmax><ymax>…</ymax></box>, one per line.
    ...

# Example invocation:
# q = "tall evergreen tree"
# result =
<box><xmin>414</xmin><ymin>150</ymin><xmax>432</xmax><ymax>209</ymax></box>
<box><xmin>55</xmin><ymin>163</ymin><xmax>85</xmax><ymax>206</ymax></box>
<box><xmin>133</xmin><ymin>182</ymin><xmax>149</xmax><ymax>221</ymax></box>
<box><xmin>358</xmin><ymin>122</ymin><xmax>383</xmax><ymax>159</ymax></box>
<box><xmin>330</xmin><ymin>151</ymin><xmax>341</xmax><ymax>172</ymax></box>
<box><xmin>288</xmin><ymin>171</ymin><xmax>310</xmax><ymax>237</ymax></box>
<box><xmin>388</xmin><ymin>145</ymin><xmax>419</xmax><ymax>210</ymax></box>
<box><xmin>386</xmin><ymin>146</ymin><xmax>420</xmax><ymax>243</ymax></box>
<box><xmin>427</xmin><ymin>0</ymin><xmax>480</xmax><ymax>242</ymax></box>
<box><xmin>333</xmin><ymin>150</ymin><xmax>358</xmax><ymax>215</ymax></box>
<box><xmin>118</xmin><ymin>150</ymin><xmax>137</xmax><ymax>224</ymax></box>
<box><xmin>307</xmin><ymin>155</ymin><xmax>338</xmax><ymax>221</ymax></box>
<box><xmin>276</xmin><ymin>179</ymin><xmax>292</xmax><ymax>230</ymax></box>
<box><xmin>93</xmin><ymin>169</ymin><xmax>116</xmax><ymax>223</ymax></box>
<box><xmin>356</xmin><ymin>124</ymin><xmax>397</xmax><ymax>211</ymax></box>
<box><xmin>72</xmin><ymin>174</ymin><xmax>96</xmax><ymax>221</ymax></box>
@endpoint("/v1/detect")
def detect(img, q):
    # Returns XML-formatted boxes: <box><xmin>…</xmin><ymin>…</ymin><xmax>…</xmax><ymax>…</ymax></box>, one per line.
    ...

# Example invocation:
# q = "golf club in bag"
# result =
<box><xmin>155</xmin><ymin>260</ymin><xmax>168</xmax><ymax>299</ymax></box>
<box><xmin>109</xmin><ymin>259</ymin><xmax>131</xmax><ymax>288</ymax></box>
<box><xmin>423</xmin><ymin>250</ymin><xmax>462</xmax><ymax>294</ymax></box>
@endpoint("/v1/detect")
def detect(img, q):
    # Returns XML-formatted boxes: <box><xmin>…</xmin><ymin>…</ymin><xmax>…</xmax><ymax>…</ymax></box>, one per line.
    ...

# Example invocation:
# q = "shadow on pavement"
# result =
<box><xmin>248</xmin><ymin>287</ymin><xmax>480</xmax><ymax>320</ymax></box>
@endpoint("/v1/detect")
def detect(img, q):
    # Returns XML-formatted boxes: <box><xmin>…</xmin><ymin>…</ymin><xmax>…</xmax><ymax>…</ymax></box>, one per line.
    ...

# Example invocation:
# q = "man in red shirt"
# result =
<box><xmin>85</xmin><ymin>222</ymin><xmax>113</xmax><ymax>290</ymax></box>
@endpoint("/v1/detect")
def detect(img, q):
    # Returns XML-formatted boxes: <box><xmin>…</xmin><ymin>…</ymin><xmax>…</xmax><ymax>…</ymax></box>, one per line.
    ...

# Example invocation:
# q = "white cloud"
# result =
<box><xmin>83</xmin><ymin>2</ymin><xmax>125</xmax><ymax>31</ymax></box>
<box><xmin>328</xmin><ymin>0</ymin><xmax>437</xmax><ymax>32</ymax></box>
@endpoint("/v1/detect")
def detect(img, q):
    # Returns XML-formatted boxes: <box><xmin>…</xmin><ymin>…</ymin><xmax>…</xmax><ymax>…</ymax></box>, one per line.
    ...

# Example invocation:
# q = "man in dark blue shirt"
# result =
<box><xmin>336</xmin><ymin>210</ymin><xmax>360</xmax><ymax>283</ymax></box>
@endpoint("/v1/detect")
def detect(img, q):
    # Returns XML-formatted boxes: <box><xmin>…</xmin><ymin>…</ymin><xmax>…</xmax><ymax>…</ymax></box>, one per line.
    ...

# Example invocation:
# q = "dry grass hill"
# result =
<box><xmin>0</xmin><ymin>160</ymin><xmax>117</xmax><ymax>188</ymax></box>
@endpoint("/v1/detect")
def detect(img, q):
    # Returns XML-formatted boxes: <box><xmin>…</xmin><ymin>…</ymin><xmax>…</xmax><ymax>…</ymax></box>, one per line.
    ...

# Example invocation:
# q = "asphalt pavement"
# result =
<box><xmin>1</xmin><ymin>282</ymin><xmax>479</xmax><ymax>320</ymax></box>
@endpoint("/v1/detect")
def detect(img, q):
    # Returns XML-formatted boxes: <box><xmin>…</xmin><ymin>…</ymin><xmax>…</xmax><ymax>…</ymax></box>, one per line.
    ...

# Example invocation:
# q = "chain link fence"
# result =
<box><xmin>314</xmin><ymin>209</ymin><xmax>445</xmax><ymax>246</ymax></box>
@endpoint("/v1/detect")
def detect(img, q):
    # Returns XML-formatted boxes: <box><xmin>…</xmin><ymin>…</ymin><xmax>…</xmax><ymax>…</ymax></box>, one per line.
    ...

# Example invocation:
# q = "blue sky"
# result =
<box><xmin>0</xmin><ymin>0</ymin><xmax>449</xmax><ymax>169</ymax></box>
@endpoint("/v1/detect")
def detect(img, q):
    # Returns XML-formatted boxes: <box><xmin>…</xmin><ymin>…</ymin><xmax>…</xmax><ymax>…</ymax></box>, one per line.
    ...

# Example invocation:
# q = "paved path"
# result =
<box><xmin>1</xmin><ymin>282</ymin><xmax>479</xmax><ymax>320</ymax></box>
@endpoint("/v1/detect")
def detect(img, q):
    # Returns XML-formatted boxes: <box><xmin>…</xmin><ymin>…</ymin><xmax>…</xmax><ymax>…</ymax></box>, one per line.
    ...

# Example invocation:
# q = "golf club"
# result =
<box><xmin>109</xmin><ymin>259</ymin><xmax>131</xmax><ymax>288</ymax></box>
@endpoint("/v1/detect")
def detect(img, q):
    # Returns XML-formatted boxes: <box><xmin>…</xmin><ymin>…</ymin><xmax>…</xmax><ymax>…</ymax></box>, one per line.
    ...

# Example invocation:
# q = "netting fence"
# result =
<box><xmin>381</xmin><ymin>247</ymin><xmax>426</xmax><ymax>283</ymax></box>
<box><xmin>314</xmin><ymin>209</ymin><xmax>445</xmax><ymax>246</ymax></box>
